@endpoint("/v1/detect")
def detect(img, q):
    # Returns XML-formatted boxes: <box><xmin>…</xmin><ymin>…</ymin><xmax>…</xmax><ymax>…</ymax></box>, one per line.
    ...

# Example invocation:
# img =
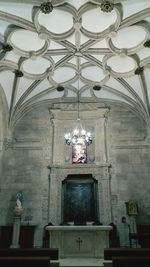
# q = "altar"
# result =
<box><xmin>46</xmin><ymin>109</ymin><xmax>112</xmax><ymax>262</ymax></box>
<box><xmin>46</xmin><ymin>225</ymin><xmax>112</xmax><ymax>259</ymax></box>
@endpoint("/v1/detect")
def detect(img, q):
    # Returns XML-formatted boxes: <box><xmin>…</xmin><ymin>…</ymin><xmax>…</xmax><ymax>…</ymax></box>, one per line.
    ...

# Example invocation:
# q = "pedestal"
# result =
<box><xmin>10</xmin><ymin>214</ymin><xmax>21</xmax><ymax>248</ymax></box>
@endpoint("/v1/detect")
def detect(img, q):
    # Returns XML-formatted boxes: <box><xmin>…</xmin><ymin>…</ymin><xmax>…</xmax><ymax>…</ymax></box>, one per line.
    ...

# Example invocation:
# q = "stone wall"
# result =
<box><xmin>109</xmin><ymin>107</ymin><xmax>150</xmax><ymax>226</ymax></box>
<box><xmin>0</xmin><ymin>107</ymin><xmax>52</xmax><ymax>246</ymax></box>
<box><xmin>0</xmin><ymin>104</ymin><xmax>150</xmax><ymax>246</ymax></box>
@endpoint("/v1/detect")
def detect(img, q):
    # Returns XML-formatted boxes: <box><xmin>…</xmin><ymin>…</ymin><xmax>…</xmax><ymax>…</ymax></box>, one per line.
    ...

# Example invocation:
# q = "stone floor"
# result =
<box><xmin>60</xmin><ymin>258</ymin><xmax>104</xmax><ymax>267</ymax></box>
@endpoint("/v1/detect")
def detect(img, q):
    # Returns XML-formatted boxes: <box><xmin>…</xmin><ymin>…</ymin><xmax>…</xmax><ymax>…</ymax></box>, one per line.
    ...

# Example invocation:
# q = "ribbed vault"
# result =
<box><xmin>0</xmin><ymin>0</ymin><xmax>149</xmax><ymax>129</ymax></box>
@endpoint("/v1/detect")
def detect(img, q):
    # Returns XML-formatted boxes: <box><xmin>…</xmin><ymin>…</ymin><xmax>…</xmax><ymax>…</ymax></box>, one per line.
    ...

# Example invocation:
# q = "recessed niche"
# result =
<box><xmin>81</xmin><ymin>66</ymin><xmax>106</xmax><ymax>82</ymax></box>
<box><xmin>53</xmin><ymin>67</ymin><xmax>75</xmax><ymax>83</ymax></box>
<box><xmin>82</xmin><ymin>8</ymin><xmax>117</xmax><ymax>33</ymax></box>
<box><xmin>38</xmin><ymin>9</ymin><xmax>73</xmax><ymax>34</ymax></box>
<box><xmin>106</xmin><ymin>55</ymin><xmax>136</xmax><ymax>73</ymax></box>
<box><xmin>62</xmin><ymin>174</ymin><xmax>98</xmax><ymax>224</ymax></box>
<box><xmin>111</xmin><ymin>26</ymin><xmax>147</xmax><ymax>49</ymax></box>
<box><xmin>22</xmin><ymin>58</ymin><xmax>50</xmax><ymax>75</ymax></box>
<box><xmin>10</xmin><ymin>30</ymin><xmax>45</xmax><ymax>51</ymax></box>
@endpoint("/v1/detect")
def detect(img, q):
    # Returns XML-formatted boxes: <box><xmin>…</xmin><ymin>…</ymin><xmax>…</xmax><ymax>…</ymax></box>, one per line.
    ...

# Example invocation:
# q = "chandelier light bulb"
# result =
<box><xmin>72</xmin><ymin>137</ymin><xmax>76</xmax><ymax>144</ymax></box>
<box><xmin>81</xmin><ymin>129</ymin><xmax>86</xmax><ymax>135</ymax></box>
<box><xmin>74</xmin><ymin>128</ymin><xmax>79</xmax><ymax>135</ymax></box>
<box><xmin>87</xmin><ymin>132</ymin><xmax>91</xmax><ymax>137</ymax></box>
<box><xmin>65</xmin><ymin>133</ymin><xmax>71</xmax><ymax>139</ymax></box>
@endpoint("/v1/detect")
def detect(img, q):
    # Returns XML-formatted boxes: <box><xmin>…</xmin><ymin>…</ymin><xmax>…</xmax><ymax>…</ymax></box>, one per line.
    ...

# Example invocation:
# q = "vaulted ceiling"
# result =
<box><xmin>0</xmin><ymin>0</ymin><xmax>150</xmax><ymax>129</ymax></box>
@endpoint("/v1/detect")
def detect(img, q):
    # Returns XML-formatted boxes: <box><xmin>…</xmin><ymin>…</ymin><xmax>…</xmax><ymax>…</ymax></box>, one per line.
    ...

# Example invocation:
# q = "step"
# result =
<box><xmin>51</xmin><ymin>260</ymin><xmax>60</xmax><ymax>267</ymax></box>
<box><xmin>60</xmin><ymin>258</ymin><xmax>104</xmax><ymax>267</ymax></box>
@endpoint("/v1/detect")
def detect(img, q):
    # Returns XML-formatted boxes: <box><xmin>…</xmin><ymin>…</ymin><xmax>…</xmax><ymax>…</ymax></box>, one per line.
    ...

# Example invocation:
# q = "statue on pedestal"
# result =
<box><xmin>119</xmin><ymin>216</ymin><xmax>130</xmax><ymax>247</ymax></box>
<box><xmin>10</xmin><ymin>191</ymin><xmax>24</xmax><ymax>248</ymax></box>
<box><xmin>15</xmin><ymin>191</ymin><xmax>23</xmax><ymax>215</ymax></box>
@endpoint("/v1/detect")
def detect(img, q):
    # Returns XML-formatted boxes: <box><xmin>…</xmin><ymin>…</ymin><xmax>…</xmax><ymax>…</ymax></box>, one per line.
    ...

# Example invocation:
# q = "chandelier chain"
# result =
<box><xmin>64</xmin><ymin>59</ymin><xmax>92</xmax><ymax>146</ymax></box>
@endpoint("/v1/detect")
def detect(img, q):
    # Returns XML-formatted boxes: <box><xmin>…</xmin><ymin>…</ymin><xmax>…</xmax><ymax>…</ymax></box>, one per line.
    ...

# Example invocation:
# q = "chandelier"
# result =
<box><xmin>64</xmin><ymin>80</ymin><xmax>92</xmax><ymax>146</ymax></box>
<box><xmin>65</xmin><ymin>117</ymin><xmax>92</xmax><ymax>146</ymax></box>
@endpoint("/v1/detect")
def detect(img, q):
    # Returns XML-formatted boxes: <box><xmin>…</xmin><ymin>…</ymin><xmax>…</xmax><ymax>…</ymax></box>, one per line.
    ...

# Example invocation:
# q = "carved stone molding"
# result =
<box><xmin>144</xmin><ymin>40</ymin><xmax>150</xmax><ymax>48</ymax></box>
<box><xmin>135</xmin><ymin>67</ymin><xmax>144</xmax><ymax>75</ymax></box>
<box><xmin>49</xmin><ymin>108</ymin><xmax>110</xmax><ymax>165</ymax></box>
<box><xmin>101</xmin><ymin>1</ymin><xmax>114</xmax><ymax>13</ymax></box>
<box><xmin>14</xmin><ymin>70</ymin><xmax>24</xmax><ymax>77</ymax></box>
<box><xmin>112</xmin><ymin>143</ymin><xmax>150</xmax><ymax>149</ymax></box>
<box><xmin>2</xmin><ymin>43</ymin><xmax>13</xmax><ymax>52</ymax></box>
<box><xmin>3</xmin><ymin>138</ymin><xmax>13</xmax><ymax>150</ymax></box>
<box><xmin>40</xmin><ymin>2</ymin><xmax>53</xmax><ymax>14</ymax></box>
<box><xmin>48</xmin><ymin>164</ymin><xmax>112</xmax><ymax>225</ymax></box>
<box><xmin>7</xmin><ymin>137</ymin><xmax>42</xmax><ymax>150</ymax></box>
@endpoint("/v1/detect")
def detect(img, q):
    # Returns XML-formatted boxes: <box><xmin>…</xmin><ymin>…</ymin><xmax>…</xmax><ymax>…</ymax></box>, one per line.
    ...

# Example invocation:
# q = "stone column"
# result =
<box><xmin>10</xmin><ymin>208</ymin><xmax>22</xmax><ymax>248</ymax></box>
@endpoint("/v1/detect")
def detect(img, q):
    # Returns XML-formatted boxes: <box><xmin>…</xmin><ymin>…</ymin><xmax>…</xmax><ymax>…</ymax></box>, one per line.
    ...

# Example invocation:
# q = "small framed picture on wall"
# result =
<box><xmin>72</xmin><ymin>144</ymin><xmax>87</xmax><ymax>164</ymax></box>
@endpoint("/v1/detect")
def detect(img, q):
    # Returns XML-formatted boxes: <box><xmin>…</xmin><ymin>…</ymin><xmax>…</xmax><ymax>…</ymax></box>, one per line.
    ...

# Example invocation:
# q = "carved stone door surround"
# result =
<box><xmin>48</xmin><ymin>164</ymin><xmax>112</xmax><ymax>225</ymax></box>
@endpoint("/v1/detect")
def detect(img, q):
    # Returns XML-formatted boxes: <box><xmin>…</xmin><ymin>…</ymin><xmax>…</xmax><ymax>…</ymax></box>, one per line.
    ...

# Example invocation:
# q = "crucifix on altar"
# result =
<box><xmin>76</xmin><ymin>237</ymin><xmax>83</xmax><ymax>251</ymax></box>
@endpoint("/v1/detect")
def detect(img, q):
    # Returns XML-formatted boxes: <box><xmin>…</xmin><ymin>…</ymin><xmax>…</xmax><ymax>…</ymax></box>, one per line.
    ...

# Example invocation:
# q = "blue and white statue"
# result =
<box><xmin>15</xmin><ymin>191</ymin><xmax>23</xmax><ymax>213</ymax></box>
